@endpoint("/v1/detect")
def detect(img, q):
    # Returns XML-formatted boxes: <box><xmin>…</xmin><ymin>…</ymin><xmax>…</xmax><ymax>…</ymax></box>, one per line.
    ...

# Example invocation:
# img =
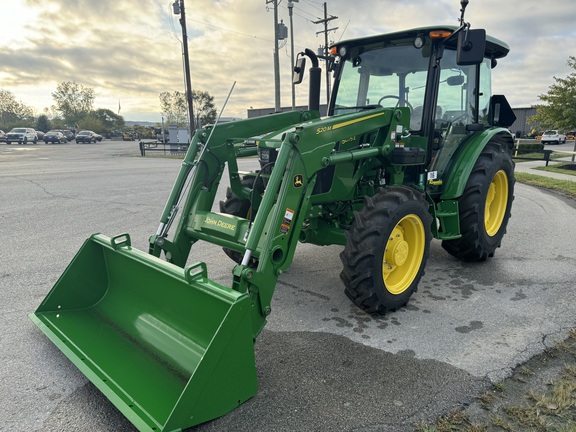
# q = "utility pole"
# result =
<box><xmin>288</xmin><ymin>0</ymin><xmax>299</xmax><ymax>110</ymax></box>
<box><xmin>173</xmin><ymin>0</ymin><xmax>195</xmax><ymax>134</ymax></box>
<box><xmin>267</xmin><ymin>0</ymin><xmax>281</xmax><ymax>112</ymax></box>
<box><xmin>313</xmin><ymin>2</ymin><xmax>337</xmax><ymax>107</ymax></box>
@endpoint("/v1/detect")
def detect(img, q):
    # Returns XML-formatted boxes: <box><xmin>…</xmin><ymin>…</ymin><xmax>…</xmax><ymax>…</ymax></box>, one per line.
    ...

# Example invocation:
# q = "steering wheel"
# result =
<box><xmin>377</xmin><ymin>95</ymin><xmax>413</xmax><ymax>111</ymax></box>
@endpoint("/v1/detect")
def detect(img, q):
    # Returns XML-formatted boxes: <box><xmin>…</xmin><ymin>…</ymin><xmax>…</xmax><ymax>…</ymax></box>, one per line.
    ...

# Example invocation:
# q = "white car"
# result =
<box><xmin>5</xmin><ymin>127</ymin><xmax>38</xmax><ymax>145</ymax></box>
<box><xmin>541</xmin><ymin>130</ymin><xmax>566</xmax><ymax>145</ymax></box>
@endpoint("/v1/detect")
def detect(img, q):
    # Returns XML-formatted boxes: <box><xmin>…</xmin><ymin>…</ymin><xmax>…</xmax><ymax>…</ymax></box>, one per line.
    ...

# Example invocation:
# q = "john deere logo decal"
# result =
<box><xmin>293</xmin><ymin>174</ymin><xmax>303</xmax><ymax>188</ymax></box>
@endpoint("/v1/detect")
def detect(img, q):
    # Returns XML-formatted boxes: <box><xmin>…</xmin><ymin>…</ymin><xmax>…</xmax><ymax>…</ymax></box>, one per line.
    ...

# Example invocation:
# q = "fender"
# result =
<box><xmin>441</xmin><ymin>127</ymin><xmax>514</xmax><ymax>200</ymax></box>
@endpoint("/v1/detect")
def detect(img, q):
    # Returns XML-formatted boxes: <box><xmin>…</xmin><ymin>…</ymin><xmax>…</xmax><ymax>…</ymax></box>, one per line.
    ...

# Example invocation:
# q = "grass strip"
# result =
<box><xmin>515</xmin><ymin>172</ymin><xmax>576</xmax><ymax>199</ymax></box>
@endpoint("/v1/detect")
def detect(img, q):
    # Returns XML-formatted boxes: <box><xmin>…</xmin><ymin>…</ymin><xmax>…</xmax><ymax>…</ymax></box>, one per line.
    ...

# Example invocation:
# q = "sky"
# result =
<box><xmin>0</xmin><ymin>0</ymin><xmax>574</xmax><ymax>123</ymax></box>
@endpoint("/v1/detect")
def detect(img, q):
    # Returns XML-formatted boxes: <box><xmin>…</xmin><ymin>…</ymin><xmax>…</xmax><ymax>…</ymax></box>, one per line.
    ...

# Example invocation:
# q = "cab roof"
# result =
<box><xmin>333</xmin><ymin>25</ymin><xmax>510</xmax><ymax>60</ymax></box>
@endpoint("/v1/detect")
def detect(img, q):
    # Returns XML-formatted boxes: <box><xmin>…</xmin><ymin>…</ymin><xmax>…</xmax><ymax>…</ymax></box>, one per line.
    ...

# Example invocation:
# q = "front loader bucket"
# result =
<box><xmin>30</xmin><ymin>233</ymin><xmax>257</xmax><ymax>432</ymax></box>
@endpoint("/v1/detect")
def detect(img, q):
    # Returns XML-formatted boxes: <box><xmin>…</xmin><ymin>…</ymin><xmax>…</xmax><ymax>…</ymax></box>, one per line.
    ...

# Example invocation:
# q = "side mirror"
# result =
<box><xmin>293</xmin><ymin>57</ymin><xmax>306</xmax><ymax>85</ymax></box>
<box><xmin>447</xmin><ymin>75</ymin><xmax>465</xmax><ymax>86</ymax></box>
<box><xmin>456</xmin><ymin>28</ymin><xmax>486</xmax><ymax>65</ymax></box>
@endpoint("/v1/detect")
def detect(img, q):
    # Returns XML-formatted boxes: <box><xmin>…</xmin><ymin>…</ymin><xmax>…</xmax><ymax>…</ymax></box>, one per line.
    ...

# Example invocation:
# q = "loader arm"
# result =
<box><xmin>149</xmin><ymin>110</ymin><xmax>319</xmax><ymax>264</ymax></box>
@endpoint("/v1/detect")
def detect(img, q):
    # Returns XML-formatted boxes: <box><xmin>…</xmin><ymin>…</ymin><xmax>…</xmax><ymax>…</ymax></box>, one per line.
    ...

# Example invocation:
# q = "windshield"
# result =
<box><xmin>333</xmin><ymin>40</ymin><xmax>429</xmax><ymax>129</ymax></box>
<box><xmin>11</xmin><ymin>128</ymin><xmax>26</xmax><ymax>133</ymax></box>
<box><xmin>334</xmin><ymin>39</ymin><xmax>490</xmax><ymax>133</ymax></box>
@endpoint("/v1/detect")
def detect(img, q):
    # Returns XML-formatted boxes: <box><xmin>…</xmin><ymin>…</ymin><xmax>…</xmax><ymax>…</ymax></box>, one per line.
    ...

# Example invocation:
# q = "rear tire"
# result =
<box><xmin>340</xmin><ymin>186</ymin><xmax>432</xmax><ymax>314</ymax></box>
<box><xmin>441</xmin><ymin>137</ymin><xmax>515</xmax><ymax>261</ymax></box>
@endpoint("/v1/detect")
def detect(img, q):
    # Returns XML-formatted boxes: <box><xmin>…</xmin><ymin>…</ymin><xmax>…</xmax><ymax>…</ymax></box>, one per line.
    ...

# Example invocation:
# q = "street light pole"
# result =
<box><xmin>173</xmin><ymin>0</ymin><xmax>195</xmax><ymax>134</ymax></box>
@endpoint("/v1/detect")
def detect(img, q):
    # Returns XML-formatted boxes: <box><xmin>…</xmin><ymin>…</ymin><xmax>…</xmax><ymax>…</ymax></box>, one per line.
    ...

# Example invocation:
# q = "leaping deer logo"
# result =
<box><xmin>293</xmin><ymin>175</ymin><xmax>304</xmax><ymax>188</ymax></box>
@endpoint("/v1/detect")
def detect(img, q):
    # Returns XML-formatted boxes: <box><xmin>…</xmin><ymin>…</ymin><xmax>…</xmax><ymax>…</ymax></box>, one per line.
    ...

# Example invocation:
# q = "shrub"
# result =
<box><xmin>516</xmin><ymin>143</ymin><xmax>544</xmax><ymax>152</ymax></box>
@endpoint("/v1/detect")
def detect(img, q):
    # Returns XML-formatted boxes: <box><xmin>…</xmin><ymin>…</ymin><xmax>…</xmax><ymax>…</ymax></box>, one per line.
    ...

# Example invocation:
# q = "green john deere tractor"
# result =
<box><xmin>30</xmin><ymin>2</ymin><xmax>516</xmax><ymax>430</ymax></box>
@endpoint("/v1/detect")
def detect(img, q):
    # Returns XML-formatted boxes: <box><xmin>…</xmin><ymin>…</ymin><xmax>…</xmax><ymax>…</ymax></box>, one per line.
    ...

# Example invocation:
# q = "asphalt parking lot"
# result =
<box><xmin>1</xmin><ymin>140</ymin><xmax>576</xmax><ymax>431</ymax></box>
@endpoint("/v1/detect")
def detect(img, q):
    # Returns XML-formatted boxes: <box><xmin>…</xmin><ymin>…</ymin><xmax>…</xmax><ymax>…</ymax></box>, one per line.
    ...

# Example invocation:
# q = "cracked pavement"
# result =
<box><xmin>1</xmin><ymin>141</ymin><xmax>575</xmax><ymax>431</ymax></box>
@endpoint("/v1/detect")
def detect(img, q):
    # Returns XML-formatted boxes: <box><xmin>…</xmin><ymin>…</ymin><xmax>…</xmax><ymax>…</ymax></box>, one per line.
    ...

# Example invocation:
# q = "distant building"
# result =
<box><xmin>219</xmin><ymin>117</ymin><xmax>243</xmax><ymax>123</ymax></box>
<box><xmin>125</xmin><ymin>120</ymin><xmax>158</xmax><ymax>127</ymax></box>
<box><xmin>510</xmin><ymin>107</ymin><xmax>538</xmax><ymax>137</ymax></box>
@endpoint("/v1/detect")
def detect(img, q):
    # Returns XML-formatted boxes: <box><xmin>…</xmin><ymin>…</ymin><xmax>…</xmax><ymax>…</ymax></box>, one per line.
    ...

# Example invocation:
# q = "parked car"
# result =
<box><xmin>541</xmin><ymin>130</ymin><xmax>566</xmax><ymax>144</ymax></box>
<box><xmin>61</xmin><ymin>130</ymin><xmax>75</xmax><ymax>141</ymax></box>
<box><xmin>5</xmin><ymin>127</ymin><xmax>38</xmax><ymax>144</ymax></box>
<box><xmin>565</xmin><ymin>131</ymin><xmax>576</xmax><ymax>140</ymax></box>
<box><xmin>50</xmin><ymin>130</ymin><xmax>68</xmax><ymax>142</ymax></box>
<box><xmin>43</xmin><ymin>130</ymin><xmax>68</xmax><ymax>144</ymax></box>
<box><xmin>36</xmin><ymin>131</ymin><xmax>45</xmax><ymax>141</ymax></box>
<box><xmin>94</xmin><ymin>132</ymin><xmax>103</xmax><ymax>142</ymax></box>
<box><xmin>0</xmin><ymin>130</ymin><xmax>6</xmax><ymax>142</ymax></box>
<box><xmin>75</xmin><ymin>130</ymin><xmax>99</xmax><ymax>144</ymax></box>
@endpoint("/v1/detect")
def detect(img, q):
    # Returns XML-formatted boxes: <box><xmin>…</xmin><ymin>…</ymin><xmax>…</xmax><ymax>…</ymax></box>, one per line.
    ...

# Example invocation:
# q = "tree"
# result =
<box><xmin>159</xmin><ymin>89</ymin><xmax>218</xmax><ymax>130</ymax></box>
<box><xmin>36</xmin><ymin>114</ymin><xmax>51</xmax><ymax>132</ymax></box>
<box><xmin>529</xmin><ymin>56</ymin><xmax>576</xmax><ymax>130</ymax></box>
<box><xmin>0</xmin><ymin>89</ymin><xmax>34</xmax><ymax>128</ymax></box>
<box><xmin>91</xmin><ymin>108</ymin><xmax>125</xmax><ymax>132</ymax></box>
<box><xmin>51</xmin><ymin>81</ymin><xmax>95</xmax><ymax>127</ymax></box>
<box><xmin>77</xmin><ymin>115</ymin><xmax>105</xmax><ymax>134</ymax></box>
<box><xmin>191</xmin><ymin>90</ymin><xmax>217</xmax><ymax>129</ymax></box>
<box><xmin>159</xmin><ymin>91</ymin><xmax>188</xmax><ymax>128</ymax></box>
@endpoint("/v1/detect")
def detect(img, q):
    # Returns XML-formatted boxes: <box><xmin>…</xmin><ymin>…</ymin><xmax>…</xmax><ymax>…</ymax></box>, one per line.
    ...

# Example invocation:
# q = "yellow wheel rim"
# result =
<box><xmin>382</xmin><ymin>214</ymin><xmax>425</xmax><ymax>295</ymax></box>
<box><xmin>484</xmin><ymin>170</ymin><xmax>508</xmax><ymax>237</ymax></box>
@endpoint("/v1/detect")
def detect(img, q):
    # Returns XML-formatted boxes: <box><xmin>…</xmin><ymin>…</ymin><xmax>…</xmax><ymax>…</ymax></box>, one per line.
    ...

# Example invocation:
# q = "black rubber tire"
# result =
<box><xmin>218</xmin><ymin>174</ymin><xmax>263</xmax><ymax>265</ymax></box>
<box><xmin>340</xmin><ymin>186</ymin><xmax>432</xmax><ymax>314</ymax></box>
<box><xmin>441</xmin><ymin>137</ymin><xmax>515</xmax><ymax>261</ymax></box>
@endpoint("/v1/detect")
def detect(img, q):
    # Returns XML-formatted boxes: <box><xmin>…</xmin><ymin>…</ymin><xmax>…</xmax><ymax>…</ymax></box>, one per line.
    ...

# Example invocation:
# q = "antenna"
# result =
<box><xmin>459</xmin><ymin>0</ymin><xmax>469</xmax><ymax>26</ymax></box>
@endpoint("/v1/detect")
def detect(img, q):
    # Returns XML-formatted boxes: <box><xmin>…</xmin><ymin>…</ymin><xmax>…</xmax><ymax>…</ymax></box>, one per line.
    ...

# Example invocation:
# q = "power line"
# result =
<box><xmin>187</xmin><ymin>18</ymin><xmax>275</xmax><ymax>44</ymax></box>
<box><xmin>301</xmin><ymin>0</ymin><xmax>326</xmax><ymax>14</ymax></box>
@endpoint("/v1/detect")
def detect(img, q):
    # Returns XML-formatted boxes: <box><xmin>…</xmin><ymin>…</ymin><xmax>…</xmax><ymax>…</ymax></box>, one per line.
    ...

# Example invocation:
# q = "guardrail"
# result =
<box><xmin>138</xmin><ymin>141</ymin><xmax>189</xmax><ymax>157</ymax></box>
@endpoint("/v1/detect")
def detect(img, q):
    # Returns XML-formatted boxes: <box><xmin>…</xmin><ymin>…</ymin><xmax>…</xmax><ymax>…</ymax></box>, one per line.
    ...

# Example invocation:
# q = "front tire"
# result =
<box><xmin>442</xmin><ymin>137</ymin><xmax>515</xmax><ymax>261</ymax></box>
<box><xmin>340</xmin><ymin>186</ymin><xmax>432</xmax><ymax>314</ymax></box>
